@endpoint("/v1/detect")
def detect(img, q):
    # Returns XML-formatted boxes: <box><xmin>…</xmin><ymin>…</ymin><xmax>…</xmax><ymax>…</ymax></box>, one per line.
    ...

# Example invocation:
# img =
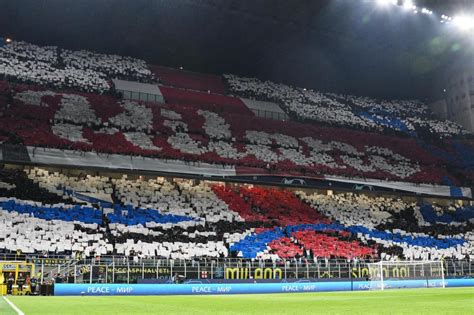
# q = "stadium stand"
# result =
<box><xmin>2</xmin><ymin>1</ymin><xmax>474</xmax><ymax>308</ymax></box>
<box><xmin>0</xmin><ymin>167</ymin><xmax>472</xmax><ymax>261</ymax></box>
<box><xmin>1</xmin><ymin>80</ymin><xmax>470</xmax><ymax>186</ymax></box>
<box><xmin>0</xmin><ymin>40</ymin><xmax>473</xmax><ymax>266</ymax></box>
<box><xmin>0</xmin><ymin>41</ymin><xmax>153</xmax><ymax>93</ymax></box>
<box><xmin>0</xmin><ymin>41</ymin><xmax>470</xmax><ymax>192</ymax></box>
<box><xmin>224</xmin><ymin>74</ymin><xmax>469</xmax><ymax>138</ymax></box>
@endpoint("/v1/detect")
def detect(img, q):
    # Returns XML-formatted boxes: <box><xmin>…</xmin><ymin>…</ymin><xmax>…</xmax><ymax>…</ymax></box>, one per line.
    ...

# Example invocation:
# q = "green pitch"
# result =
<box><xmin>1</xmin><ymin>287</ymin><xmax>473</xmax><ymax>315</ymax></box>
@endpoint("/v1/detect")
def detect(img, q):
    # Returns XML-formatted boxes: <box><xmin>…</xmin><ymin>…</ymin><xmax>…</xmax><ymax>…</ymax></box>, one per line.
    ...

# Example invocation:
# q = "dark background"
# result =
<box><xmin>0</xmin><ymin>0</ymin><xmax>473</xmax><ymax>99</ymax></box>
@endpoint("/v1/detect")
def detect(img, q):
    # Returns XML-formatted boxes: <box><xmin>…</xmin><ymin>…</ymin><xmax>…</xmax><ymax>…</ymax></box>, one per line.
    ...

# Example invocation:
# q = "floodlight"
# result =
<box><xmin>453</xmin><ymin>15</ymin><xmax>474</xmax><ymax>32</ymax></box>
<box><xmin>421</xmin><ymin>8</ymin><xmax>431</xmax><ymax>15</ymax></box>
<box><xmin>376</xmin><ymin>0</ymin><xmax>396</xmax><ymax>6</ymax></box>
<box><xmin>403</xmin><ymin>0</ymin><xmax>414</xmax><ymax>10</ymax></box>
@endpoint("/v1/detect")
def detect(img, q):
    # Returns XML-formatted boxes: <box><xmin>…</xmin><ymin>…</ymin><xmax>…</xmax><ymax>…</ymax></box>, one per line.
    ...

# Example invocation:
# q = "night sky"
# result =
<box><xmin>1</xmin><ymin>0</ymin><xmax>473</xmax><ymax>99</ymax></box>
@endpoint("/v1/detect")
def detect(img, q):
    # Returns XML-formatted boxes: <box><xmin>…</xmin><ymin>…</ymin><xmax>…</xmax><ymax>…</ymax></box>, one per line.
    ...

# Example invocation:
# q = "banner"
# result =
<box><xmin>224</xmin><ymin>267</ymin><xmax>283</xmax><ymax>280</ymax></box>
<box><xmin>54</xmin><ymin>278</ymin><xmax>474</xmax><ymax>296</ymax></box>
<box><xmin>30</xmin><ymin>258</ymin><xmax>70</xmax><ymax>266</ymax></box>
<box><xmin>110</xmin><ymin>267</ymin><xmax>170</xmax><ymax>278</ymax></box>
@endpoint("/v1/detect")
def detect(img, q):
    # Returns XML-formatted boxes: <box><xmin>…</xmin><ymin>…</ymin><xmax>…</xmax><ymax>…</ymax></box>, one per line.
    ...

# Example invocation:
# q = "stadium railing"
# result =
<box><xmin>1</xmin><ymin>254</ymin><xmax>472</xmax><ymax>285</ymax></box>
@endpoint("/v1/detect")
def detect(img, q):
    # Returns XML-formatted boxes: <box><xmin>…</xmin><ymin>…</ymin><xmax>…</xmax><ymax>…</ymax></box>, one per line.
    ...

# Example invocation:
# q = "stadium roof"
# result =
<box><xmin>1</xmin><ymin>0</ymin><xmax>473</xmax><ymax>99</ymax></box>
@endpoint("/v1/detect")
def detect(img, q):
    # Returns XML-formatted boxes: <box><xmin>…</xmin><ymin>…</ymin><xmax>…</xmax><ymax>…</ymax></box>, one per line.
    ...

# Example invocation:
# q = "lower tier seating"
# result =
<box><xmin>0</xmin><ymin>167</ymin><xmax>472</xmax><ymax>261</ymax></box>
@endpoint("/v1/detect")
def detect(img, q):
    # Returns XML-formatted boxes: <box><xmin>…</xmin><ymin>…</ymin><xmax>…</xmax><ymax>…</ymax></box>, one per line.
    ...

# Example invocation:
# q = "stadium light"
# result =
<box><xmin>453</xmin><ymin>15</ymin><xmax>474</xmax><ymax>32</ymax></box>
<box><xmin>373</xmin><ymin>0</ymin><xmax>471</xmax><ymax>33</ymax></box>
<box><xmin>421</xmin><ymin>8</ymin><xmax>432</xmax><ymax>15</ymax></box>
<box><xmin>5</xmin><ymin>38</ymin><xmax>12</xmax><ymax>43</ymax></box>
<box><xmin>376</xmin><ymin>0</ymin><xmax>397</xmax><ymax>7</ymax></box>
<box><xmin>403</xmin><ymin>0</ymin><xmax>415</xmax><ymax>10</ymax></box>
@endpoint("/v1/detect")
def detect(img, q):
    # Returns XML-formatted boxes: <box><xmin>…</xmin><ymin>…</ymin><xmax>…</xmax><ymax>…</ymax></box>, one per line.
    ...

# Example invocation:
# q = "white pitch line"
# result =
<box><xmin>2</xmin><ymin>296</ymin><xmax>25</xmax><ymax>315</ymax></box>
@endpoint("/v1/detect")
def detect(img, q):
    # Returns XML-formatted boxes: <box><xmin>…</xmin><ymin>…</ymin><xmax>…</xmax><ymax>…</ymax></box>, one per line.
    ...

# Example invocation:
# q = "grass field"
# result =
<box><xmin>1</xmin><ymin>288</ymin><xmax>473</xmax><ymax>315</ymax></box>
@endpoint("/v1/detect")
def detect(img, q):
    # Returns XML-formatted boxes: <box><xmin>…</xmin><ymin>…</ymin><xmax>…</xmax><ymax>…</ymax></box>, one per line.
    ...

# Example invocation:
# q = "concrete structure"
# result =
<box><xmin>431</xmin><ymin>59</ymin><xmax>474</xmax><ymax>132</ymax></box>
<box><xmin>241</xmin><ymin>98</ymin><xmax>289</xmax><ymax>120</ymax></box>
<box><xmin>112</xmin><ymin>79</ymin><xmax>164</xmax><ymax>103</ymax></box>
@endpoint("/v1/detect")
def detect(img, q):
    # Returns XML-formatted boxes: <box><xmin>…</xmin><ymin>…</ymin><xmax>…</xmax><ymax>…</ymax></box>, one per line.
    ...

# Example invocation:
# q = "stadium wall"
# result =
<box><xmin>441</xmin><ymin>58</ymin><xmax>474</xmax><ymax>132</ymax></box>
<box><xmin>54</xmin><ymin>279</ymin><xmax>474</xmax><ymax>296</ymax></box>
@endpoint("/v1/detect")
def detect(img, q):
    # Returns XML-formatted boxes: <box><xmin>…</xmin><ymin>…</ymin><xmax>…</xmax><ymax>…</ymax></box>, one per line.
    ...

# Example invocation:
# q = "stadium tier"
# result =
<box><xmin>0</xmin><ymin>167</ymin><xmax>472</xmax><ymax>261</ymax></box>
<box><xmin>0</xmin><ymin>41</ymin><xmax>153</xmax><ymax>93</ymax></box>
<box><xmin>0</xmin><ymin>41</ymin><xmax>472</xmax><ymax>192</ymax></box>
<box><xmin>0</xmin><ymin>80</ymin><xmax>473</xmax><ymax>187</ymax></box>
<box><xmin>224</xmin><ymin>74</ymin><xmax>470</xmax><ymax>138</ymax></box>
<box><xmin>0</xmin><ymin>40</ymin><xmax>471</xmax><ymax>140</ymax></box>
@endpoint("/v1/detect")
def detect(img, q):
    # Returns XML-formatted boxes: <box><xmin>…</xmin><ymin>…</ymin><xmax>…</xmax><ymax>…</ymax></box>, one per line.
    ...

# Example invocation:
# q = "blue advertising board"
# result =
<box><xmin>54</xmin><ymin>278</ymin><xmax>474</xmax><ymax>296</ymax></box>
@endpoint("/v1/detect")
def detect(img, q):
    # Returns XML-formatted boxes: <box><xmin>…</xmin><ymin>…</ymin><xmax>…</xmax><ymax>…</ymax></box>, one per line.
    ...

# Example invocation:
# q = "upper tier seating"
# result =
<box><xmin>0</xmin><ymin>168</ymin><xmax>472</xmax><ymax>260</ymax></box>
<box><xmin>2</xmin><ymin>83</ymin><xmax>470</xmax><ymax>185</ymax></box>
<box><xmin>0</xmin><ymin>41</ymin><xmax>153</xmax><ymax>93</ymax></box>
<box><xmin>151</xmin><ymin>65</ymin><xmax>227</xmax><ymax>94</ymax></box>
<box><xmin>0</xmin><ymin>40</ymin><xmax>469</xmax><ymax>142</ymax></box>
<box><xmin>224</xmin><ymin>74</ymin><xmax>470</xmax><ymax>139</ymax></box>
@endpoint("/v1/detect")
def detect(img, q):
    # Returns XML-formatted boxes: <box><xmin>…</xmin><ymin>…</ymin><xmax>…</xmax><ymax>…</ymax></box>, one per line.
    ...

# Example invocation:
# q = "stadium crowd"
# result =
<box><xmin>0</xmin><ymin>40</ymin><xmax>470</xmax><ymax>141</ymax></box>
<box><xmin>0</xmin><ymin>167</ymin><xmax>472</xmax><ymax>261</ymax></box>
<box><xmin>2</xmin><ymin>83</ymin><xmax>470</xmax><ymax>186</ymax></box>
<box><xmin>0</xmin><ymin>40</ymin><xmax>473</xmax><ymax>267</ymax></box>
<box><xmin>0</xmin><ymin>41</ymin><xmax>153</xmax><ymax>93</ymax></box>
<box><xmin>224</xmin><ymin>74</ymin><xmax>469</xmax><ymax>139</ymax></box>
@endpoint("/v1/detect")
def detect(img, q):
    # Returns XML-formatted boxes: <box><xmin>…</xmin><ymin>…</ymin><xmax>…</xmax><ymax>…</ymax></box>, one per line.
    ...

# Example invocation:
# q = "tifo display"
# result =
<box><xmin>0</xmin><ymin>82</ymin><xmax>473</xmax><ymax>186</ymax></box>
<box><xmin>0</xmin><ymin>167</ymin><xmax>472</xmax><ymax>261</ymax></box>
<box><xmin>0</xmin><ymin>38</ymin><xmax>472</xmax><ymax>303</ymax></box>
